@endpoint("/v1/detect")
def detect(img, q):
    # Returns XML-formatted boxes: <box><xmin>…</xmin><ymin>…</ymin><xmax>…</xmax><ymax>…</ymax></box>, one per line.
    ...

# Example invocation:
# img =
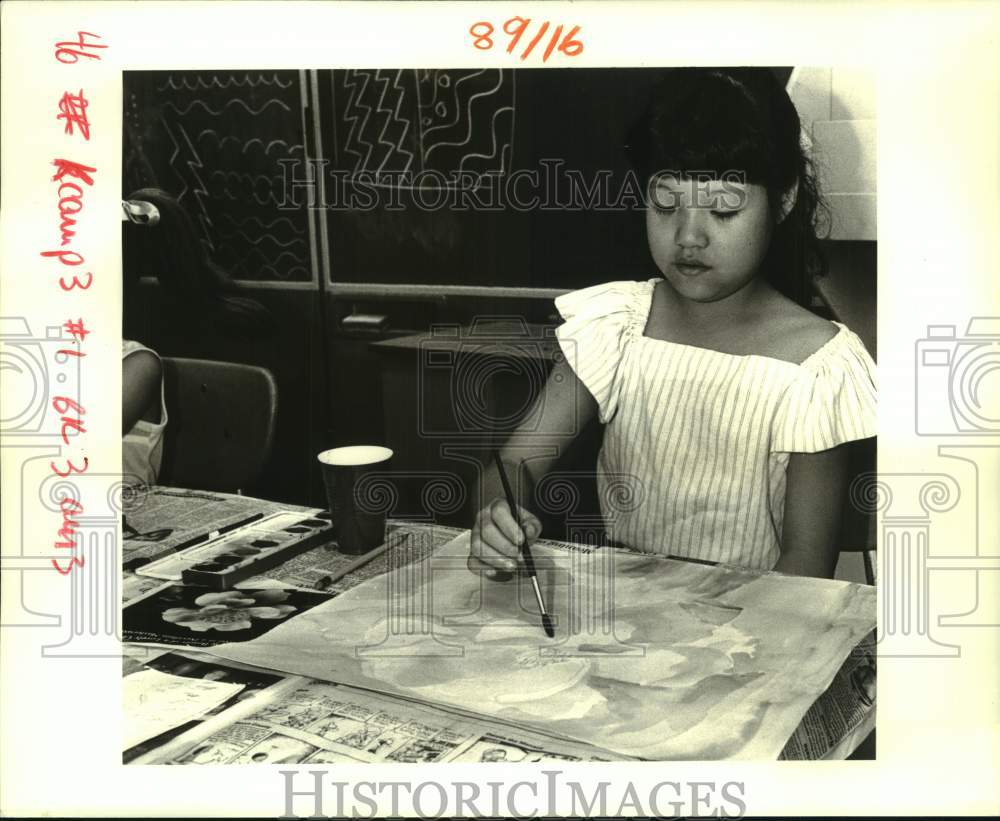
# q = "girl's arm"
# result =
<box><xmin>122</xmin><ymin>350</ymin><xmax>161</xmax><ymax>435</ymax></box>
<box><xmin>775</xmin><ymin>444</ymin><xmax>851</xmax><ymax>579</ymax></box>
<box><xmin>468</xmin><ymin>355</ymin><xmax>597</xmax><ymax>577</ymax></box>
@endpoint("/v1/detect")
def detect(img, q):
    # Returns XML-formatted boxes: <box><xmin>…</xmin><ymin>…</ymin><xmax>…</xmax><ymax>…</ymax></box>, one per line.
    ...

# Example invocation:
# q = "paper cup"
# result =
<box><xmin>317</xmin><ymin>446</ymin><xmax>393</xmax><ymax>555</ymax></box>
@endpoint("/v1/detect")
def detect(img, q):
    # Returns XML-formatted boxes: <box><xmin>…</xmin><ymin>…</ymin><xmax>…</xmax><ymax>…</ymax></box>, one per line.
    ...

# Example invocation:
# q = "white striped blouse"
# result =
<box><xmin>554</xmin><ymin>278</ymin><xmax>877</xmax><ymax>570</ymax></box>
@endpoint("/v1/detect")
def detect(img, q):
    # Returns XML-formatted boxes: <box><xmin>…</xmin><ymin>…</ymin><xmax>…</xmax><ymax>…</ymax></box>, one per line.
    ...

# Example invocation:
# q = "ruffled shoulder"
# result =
<box><xmin>553</xmin><ymin>280</ymin><xmax>651</xmax><ymax>423</ymax></box>
<box><xmin>772</xmin><ymin>324</ymin><xmax>877</xmax><ymax>453</ymax></box>
<box><xmin>554</xmin><ymin>280</ymin><xmax>650</xmax><ymax>324</ymax></box>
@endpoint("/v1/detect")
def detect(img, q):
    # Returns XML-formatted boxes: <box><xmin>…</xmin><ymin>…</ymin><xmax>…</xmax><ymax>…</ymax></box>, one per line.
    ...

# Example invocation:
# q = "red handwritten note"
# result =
<box><xmin>53</xmin><ymin>30</ymin><xmax>107</xmax><ymax>64</ymax></box>
<box><xmin>44</xmin><ymin>31</ymin><xmax>106</xmax><ymax>574</ymax></box>
<box><xmin>469</xmin><ymin>17</ymin><xmax>583</xmax><ymax>62</ymax></box>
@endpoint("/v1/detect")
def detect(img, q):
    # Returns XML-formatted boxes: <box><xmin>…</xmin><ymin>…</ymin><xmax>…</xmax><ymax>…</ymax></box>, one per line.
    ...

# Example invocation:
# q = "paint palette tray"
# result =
<box><xmin>137</xmin><ymin>511</ymin><xmax>335</xmax><ymax>590</ymax></box>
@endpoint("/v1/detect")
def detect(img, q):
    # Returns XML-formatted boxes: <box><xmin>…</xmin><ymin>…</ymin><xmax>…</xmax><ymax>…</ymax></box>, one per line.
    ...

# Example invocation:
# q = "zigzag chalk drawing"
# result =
<box><xmin>332</xmin><ymin>68</ymin><xmax>515</xmax><ymax>188</ymax></box>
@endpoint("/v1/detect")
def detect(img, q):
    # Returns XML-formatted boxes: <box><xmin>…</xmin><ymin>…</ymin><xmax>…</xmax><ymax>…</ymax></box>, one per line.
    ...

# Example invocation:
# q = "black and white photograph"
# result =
<box><xmin>118</xmin><ymin>64</ymin><xmax>879</xmax><ymax>765</ymax></box>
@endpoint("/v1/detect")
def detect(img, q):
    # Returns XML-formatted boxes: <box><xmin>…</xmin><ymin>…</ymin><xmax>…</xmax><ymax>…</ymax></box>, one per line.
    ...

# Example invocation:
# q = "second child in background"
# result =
<box><xmin>122</xmin><ymin>188</ymin><xmax>276</xmax><ymax>487</ymax></box>
<box><xmin>123</xmin><ymin>338</ymin><xmax>166</xmax><ymax>487</ymax></box>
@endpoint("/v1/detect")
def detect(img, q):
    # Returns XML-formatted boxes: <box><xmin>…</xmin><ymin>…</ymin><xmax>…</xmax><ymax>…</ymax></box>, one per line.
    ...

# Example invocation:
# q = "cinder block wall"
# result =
<box><xmin>789</xmin><ymin>67</ymin><xmax>876</xmax><ymax>240</ymax></box>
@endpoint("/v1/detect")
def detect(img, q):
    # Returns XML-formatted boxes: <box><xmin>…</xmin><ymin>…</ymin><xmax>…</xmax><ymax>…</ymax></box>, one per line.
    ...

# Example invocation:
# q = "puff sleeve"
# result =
<box><xmin>772</xmin><ymin>325</ymin><xmax>877</xmax><ymax>453</ymax></box>
<box><xmin>554</xmin><ymin>280</ymin><xmax>643</xmax><ymax>423</ymax></box>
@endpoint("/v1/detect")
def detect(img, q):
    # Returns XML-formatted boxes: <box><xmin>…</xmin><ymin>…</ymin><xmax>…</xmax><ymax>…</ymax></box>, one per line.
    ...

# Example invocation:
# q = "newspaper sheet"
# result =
<box><xmin>122</xmin><ymin>487</ymin><xmax>306</xmax><ymax>565</ymax></box>
<box><xmin>122</xmin><ymin>572</ymin><xmax>173</xmax><ymax>605</ymax></box>
<box><xmin>123</xmin><ymin>516</ymin><xmax>444</xmax><ymax>602</ymax></box>
<box><xmin>779</xmin><ymin>629</ymin><xmax>877</xmax><ymax>760</ymax></box>
<box><xmin>236</xmin><ymin>521</ymin><xmax>444</xmax><ymax>593</ymax></box>
<box><xmin>125</xmin><ymin>640</ymin><xmax>874</xmax><ymax>764</ymax></box>
<box><xmin>134</xmin><ymin>674</ymin><xmax>629</xmax><ymax>765</ymax></box>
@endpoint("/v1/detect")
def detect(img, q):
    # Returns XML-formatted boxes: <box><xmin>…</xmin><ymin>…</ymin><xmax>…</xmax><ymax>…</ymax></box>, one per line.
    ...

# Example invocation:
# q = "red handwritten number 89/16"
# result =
<box><xmin>469</xmin><ymin>18</ymin><xmax>583</xmax><ymax>61</ymax></box>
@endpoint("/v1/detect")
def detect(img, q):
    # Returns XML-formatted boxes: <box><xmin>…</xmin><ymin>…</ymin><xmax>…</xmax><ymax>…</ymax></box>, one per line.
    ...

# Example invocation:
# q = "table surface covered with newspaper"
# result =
<box><xmin>122</xmin><ymin>487</ymin><xmax>875</xmax><ymax>764</ymax></box>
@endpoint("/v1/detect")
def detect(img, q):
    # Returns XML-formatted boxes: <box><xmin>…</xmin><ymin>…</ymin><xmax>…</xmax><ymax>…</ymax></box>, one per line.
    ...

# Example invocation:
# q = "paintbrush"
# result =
<box><xmin>493</xmin><ymin>449</ymin><xmax>555</xmax><ymax>638</ymax></box>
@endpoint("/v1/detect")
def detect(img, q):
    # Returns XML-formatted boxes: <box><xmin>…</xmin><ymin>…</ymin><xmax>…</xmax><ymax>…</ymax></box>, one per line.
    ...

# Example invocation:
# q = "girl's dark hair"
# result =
<box><xmin>626</xmin><ymin>67</ymin><xmax>829</xmax><ymax>306</ymax></box>
<box><xmin>124</xmin><ymin>187</ymin><xmax>275</xmax><ymax>337</ymax></box>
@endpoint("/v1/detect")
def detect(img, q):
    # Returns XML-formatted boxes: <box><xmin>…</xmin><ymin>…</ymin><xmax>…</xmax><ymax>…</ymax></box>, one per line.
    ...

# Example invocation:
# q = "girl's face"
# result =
<box><xmin>646</xmin><ymin>175</ymin><xmax>775</xmax><ymax>304</ymax></box>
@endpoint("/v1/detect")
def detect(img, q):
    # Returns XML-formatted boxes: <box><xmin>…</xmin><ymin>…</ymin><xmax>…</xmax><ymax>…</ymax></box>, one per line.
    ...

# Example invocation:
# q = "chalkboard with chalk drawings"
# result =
<box><xmin>316</xmin><ymin>67</ymin><xmax>665</xmax><ymax>290</ymax></box>
<box><xmin>124</xmin><ymin>68</ymin><xmax>792</xmax><ymax>291</ymax></box>
<box><xmin>124</xmin><ymin>70</ymin><xmax>313</xmax><ymax>283</ymax></box>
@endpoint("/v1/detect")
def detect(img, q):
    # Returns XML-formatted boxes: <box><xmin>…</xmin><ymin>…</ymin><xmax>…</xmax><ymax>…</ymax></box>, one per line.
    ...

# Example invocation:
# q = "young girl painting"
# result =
<box><xmin>469</xmin><ymin>68</ymin><xmax>876</xmax><ymax>580</ymax></box>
